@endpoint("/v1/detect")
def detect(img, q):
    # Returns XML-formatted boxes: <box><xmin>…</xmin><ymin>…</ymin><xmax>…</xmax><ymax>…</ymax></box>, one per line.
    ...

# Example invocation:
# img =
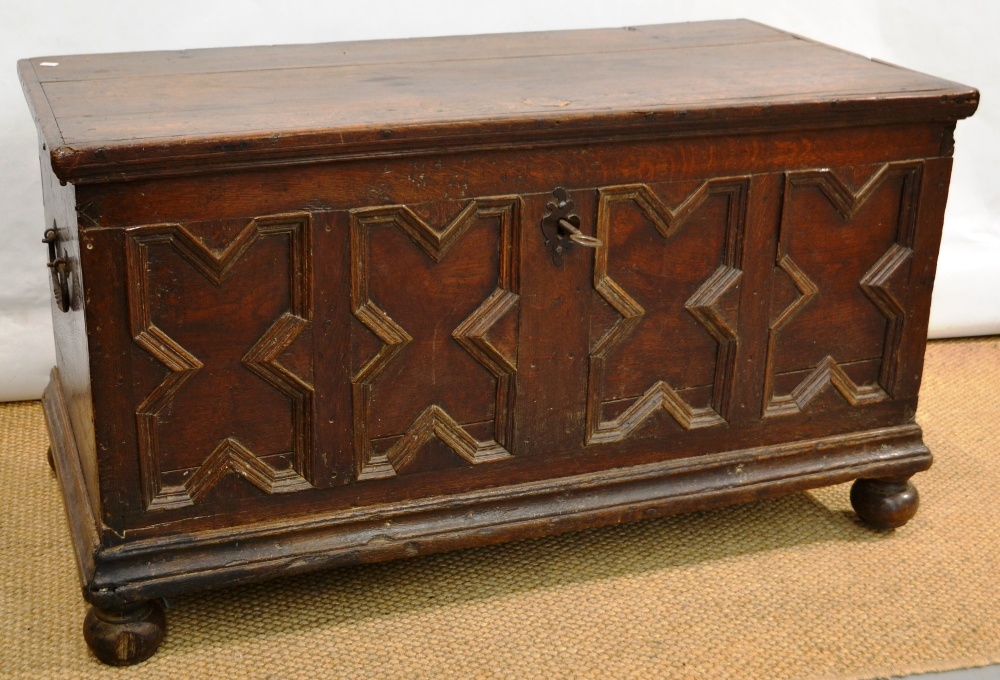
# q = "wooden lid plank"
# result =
<box><xmin>18</xmin><ymin>20</ymin><xmax>978</xmax><ymax>183</ymax></box>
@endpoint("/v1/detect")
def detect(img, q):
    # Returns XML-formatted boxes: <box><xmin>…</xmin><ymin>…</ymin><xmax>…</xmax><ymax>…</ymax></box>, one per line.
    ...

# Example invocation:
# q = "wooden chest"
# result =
<box><xmin>20</xmin><ymin>20</ymin><xmax>978</xmax><ymax>665</ymax></box>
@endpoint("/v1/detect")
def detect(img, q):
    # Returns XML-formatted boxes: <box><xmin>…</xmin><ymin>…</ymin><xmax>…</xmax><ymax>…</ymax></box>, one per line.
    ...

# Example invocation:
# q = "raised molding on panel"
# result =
<box><xmin>125</xmin><ymin>213</ymin><xmax>315</xmax><ymax>510</ymax></box>
<box><xmin>587</xmin><ymin>178</ymin><xmax>748</xmax><ymax>445</ymax></box>
<box><xmin>350</xmin><ymin>197</ymin><xmax>519</xmax><ymax>480</ymax></box>
<box><xmin>764</xmin><ymin>161</ymin><xmax>922</xmax><ymax>417</ymax></box>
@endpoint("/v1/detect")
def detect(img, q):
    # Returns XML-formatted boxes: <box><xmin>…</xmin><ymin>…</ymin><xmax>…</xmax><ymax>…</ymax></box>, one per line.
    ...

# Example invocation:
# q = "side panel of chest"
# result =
<box><xmin>74</xmin><ymin>125</ymin><xmax>951</xmax><ymax>535</ymax></box>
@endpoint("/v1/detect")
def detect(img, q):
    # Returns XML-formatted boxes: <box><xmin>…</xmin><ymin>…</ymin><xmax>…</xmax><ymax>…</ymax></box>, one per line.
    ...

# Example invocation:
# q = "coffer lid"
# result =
<box><xmin>19</xmin><ymin>19</ymin><xmax>978</xmax><ymax>184</ymax></box>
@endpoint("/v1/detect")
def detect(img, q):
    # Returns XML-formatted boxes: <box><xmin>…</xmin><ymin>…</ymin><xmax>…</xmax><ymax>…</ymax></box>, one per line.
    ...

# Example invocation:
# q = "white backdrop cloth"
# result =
<box><xmin>1</xmin><ymin>0</ymin><xmax>997</xmax><ymax>401</ymax></box>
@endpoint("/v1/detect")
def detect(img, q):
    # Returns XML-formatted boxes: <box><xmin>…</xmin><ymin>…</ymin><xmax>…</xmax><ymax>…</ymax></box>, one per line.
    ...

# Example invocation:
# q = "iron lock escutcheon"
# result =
<box><xmin>541</xmin><ymin>187</ymin><xmax>602</xmax><ymax>266</ymax></box>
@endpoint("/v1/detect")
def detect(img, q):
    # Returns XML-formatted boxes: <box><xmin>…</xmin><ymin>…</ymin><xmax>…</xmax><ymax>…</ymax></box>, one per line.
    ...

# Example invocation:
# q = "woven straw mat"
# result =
<box><xmin>1</xmin><ymin>337</ymin><xmax>998</xmax><ymax>679</ymax></box>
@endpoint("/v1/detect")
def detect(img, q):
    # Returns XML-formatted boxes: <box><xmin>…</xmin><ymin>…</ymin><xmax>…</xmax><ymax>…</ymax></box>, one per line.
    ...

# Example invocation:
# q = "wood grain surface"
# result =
<box><xmin>20</xmin><ymin>19</ymin><xmax>979</xmax><ymax>666</ymax></box>
<box><xmin>18</xmin><ymin>20</ymin><xmax>977</xmax><ymax>183</ymax></box>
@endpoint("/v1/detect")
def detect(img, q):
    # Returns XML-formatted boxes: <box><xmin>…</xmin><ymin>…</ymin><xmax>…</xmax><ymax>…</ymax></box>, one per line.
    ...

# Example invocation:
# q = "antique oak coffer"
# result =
<box><xmin>19</xmin><ymin>20</ymin><xmax>978</xmax><ymax>665</ymax></box>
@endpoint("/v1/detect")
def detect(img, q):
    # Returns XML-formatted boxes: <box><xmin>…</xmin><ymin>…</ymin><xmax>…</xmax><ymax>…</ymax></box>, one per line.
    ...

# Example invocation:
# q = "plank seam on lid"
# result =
<box><xmin>20</xmin><ymin>20</ymin><xmax>977</xmax><ymax>184</ymax></box>
<box><xmin>34</xmin><ymin>38</ymin><xmax>801</xmax><ymax>85</ymax></box>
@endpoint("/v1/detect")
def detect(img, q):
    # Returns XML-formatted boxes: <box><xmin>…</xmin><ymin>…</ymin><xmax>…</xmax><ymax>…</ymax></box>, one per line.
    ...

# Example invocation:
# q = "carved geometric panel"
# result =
<box><xmin>125</xmin><ymin>213</ymin><xmax>315</xmax><ymax>510</ymax></box>
<box><xmin>587</xmin><ymin>178</ymin><xmax>748</xmax><ymax>445</ymax></box>
<box><xmin>350</xmin><ymin>196</ymin><xmax>520</xmax><ymax>480</ymax></box>
<box><xmin>763</xmin><ymin>161</ymin><xmax>922</xmax><ymax>417</ymax></box>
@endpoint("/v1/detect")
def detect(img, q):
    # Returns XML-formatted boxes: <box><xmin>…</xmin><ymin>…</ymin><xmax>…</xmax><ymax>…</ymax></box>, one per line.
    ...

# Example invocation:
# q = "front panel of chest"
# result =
<box><xmin>76</xmin><ymin>126</ymin><xmax>950</xmax><ymax>531</ymax></box>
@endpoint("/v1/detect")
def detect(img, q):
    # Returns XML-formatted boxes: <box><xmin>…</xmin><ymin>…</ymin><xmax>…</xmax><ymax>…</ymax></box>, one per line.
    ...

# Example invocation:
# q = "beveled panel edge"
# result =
<box><xmin>124</xmin><ymin>214</ymin><xmax>318</xmax><ymax>510</ymax></box>
<box><xmin>763</xmin><ymin>161</ymin><xmax>924</xmax><ymax>418</ymax></box>
<box><xmin>82</xmin><ymin>422</ymin><xmax>931</xmax><ymax>608</ymax></box>
<box><xmin>349</xmin><ymin>196</ymin><xmax>520</xmax><ymax>480</ymax></box>
<box><xmin>587</xmin><ymin>177</ymin><xmax>748</xmax><ymax>444</ymax></box>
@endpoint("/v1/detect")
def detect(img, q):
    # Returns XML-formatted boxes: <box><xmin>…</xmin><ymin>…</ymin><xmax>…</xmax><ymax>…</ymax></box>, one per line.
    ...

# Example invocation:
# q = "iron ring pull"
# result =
<box><xmin>43</xmin><ymin>226</ymin><xmax>71</xmax><ymax>313</ymax></box>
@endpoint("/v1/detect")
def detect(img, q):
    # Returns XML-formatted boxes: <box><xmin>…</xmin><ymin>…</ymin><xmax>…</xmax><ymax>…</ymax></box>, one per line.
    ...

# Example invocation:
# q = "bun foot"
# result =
<box><xmin>83</xmin><ymin>600</ymin><xmax>166</xmax><ymax>666</ymax></box>
<box><xmin>850</xmin><ymin>476</ymin><xmax>920</xmax><ymax>530</ymax></box>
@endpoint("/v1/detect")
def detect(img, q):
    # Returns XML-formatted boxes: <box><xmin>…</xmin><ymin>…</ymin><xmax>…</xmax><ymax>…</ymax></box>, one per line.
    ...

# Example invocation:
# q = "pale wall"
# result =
<box><xmin>1</xmin><ymin>0</ymin><xmax>996</xmax><ymax>400</ymax></box>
